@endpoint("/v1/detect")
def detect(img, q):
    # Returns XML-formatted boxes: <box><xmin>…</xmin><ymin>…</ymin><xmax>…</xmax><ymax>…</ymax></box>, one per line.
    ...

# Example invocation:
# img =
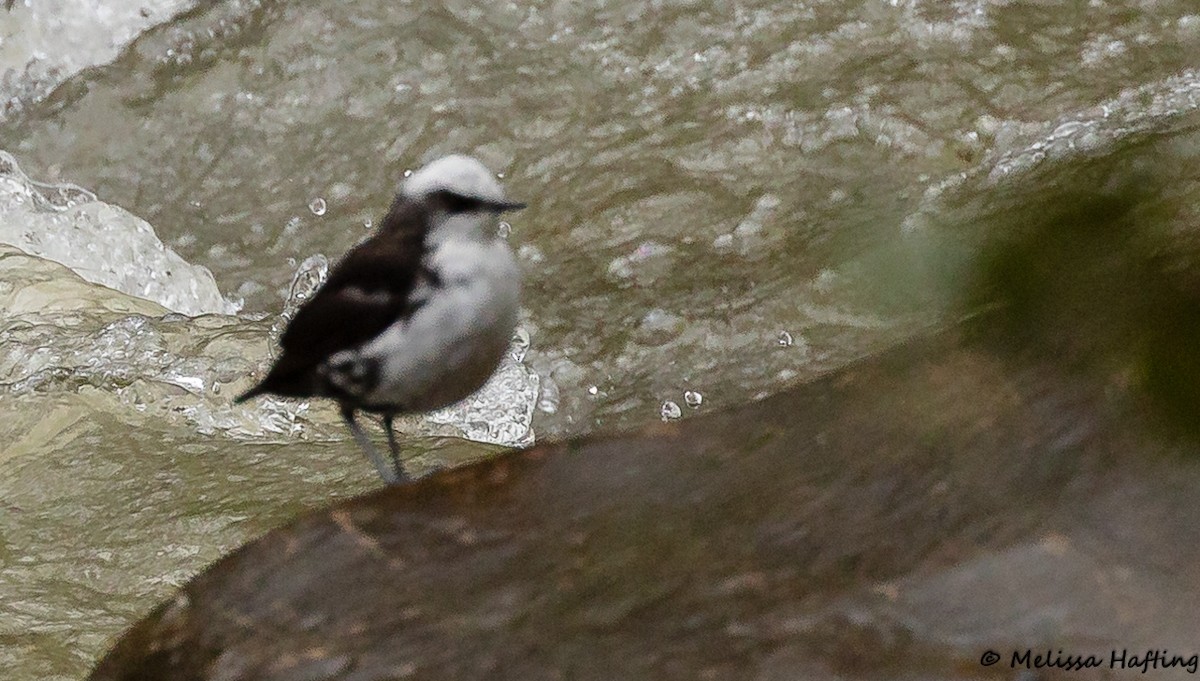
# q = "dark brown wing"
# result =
<box><xmin>236</xmin><ymin>197</ymin><xmax>428</xmax><ymax>401</ymax></box>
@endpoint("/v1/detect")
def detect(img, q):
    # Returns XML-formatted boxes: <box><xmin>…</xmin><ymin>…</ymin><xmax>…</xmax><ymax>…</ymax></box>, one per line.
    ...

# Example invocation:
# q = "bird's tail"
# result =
<box><xmin>234</xmin><ymin>383</ymin><xmax>268</xmax><ymax>404</ymax></box>
<box><xmin>234</xmin><ymin>363</ymin><xmax>322</xmax><ymax>403</ymax></box>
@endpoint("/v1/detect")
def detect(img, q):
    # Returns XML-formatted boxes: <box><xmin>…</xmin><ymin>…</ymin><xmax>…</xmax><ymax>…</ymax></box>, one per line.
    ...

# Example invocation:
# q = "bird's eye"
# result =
<box><xmin>442</xmin><ymin>193</ymin><xmax>484</xmax><ymax>214</ymax></box>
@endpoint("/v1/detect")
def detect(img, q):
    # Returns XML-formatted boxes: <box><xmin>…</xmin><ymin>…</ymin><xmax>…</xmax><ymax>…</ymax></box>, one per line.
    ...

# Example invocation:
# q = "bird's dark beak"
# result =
<box><xmin>489</xmin><ymin>199</ymin><xmax>527</xmax><ymax>212</ymax></box>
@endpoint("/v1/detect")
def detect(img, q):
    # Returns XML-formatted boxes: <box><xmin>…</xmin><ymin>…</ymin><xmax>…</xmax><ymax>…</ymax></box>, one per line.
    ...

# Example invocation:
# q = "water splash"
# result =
<box><xmin>278</xmin><ymin>254</ymin><xmax>329</xmax><ymax>325</ymax></box>
<box><xmin>0</xmin><ymin>248</ymin><xmax>274</xmax><ymax>437</ymax></box>
<box><xmin>0</xmin><ymin>0</ymin><xmax>206</xmax><ymax>124</ymax></box>
<box><xmin>0</xmin><ymin>151</ymin><xmax>236</xmax><ymax>316</ymax></box>
<box><xmin>426</xmin><ymin>336</ymin><xmax>539</xmax><ymax>447</ymax></box>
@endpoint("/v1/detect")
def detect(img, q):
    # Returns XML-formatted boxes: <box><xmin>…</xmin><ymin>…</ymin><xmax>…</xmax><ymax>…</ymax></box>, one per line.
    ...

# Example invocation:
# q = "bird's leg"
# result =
<box><xmin>340</xmin><ymin>406</ymin><xmax>399</xmax><ymax>485</ymax></box>
<box><xmin>383</xmin><ymin>414</ymin><xmax>409</xmax><ymax>483</ymax></box>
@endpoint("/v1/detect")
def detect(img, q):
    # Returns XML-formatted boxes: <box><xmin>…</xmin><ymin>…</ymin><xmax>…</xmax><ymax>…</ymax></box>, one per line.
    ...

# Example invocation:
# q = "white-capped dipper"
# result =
<box><xmin>236</xmin><ymin>155</ymin><xmax>525</xmax><ymax>484</ymax></box>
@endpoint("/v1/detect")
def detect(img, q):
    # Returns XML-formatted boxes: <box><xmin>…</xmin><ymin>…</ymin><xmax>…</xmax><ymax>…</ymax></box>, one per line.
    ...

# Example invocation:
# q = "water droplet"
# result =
<box><xmin>497</xmin><ymin>221</ymin><xmax>512</xmax><ymax>238</ymax></box>
<box><xmin>660</xmin><ymin>400</ymin><xmax>682</xmax><ymax>421</ymax></box>
<box><xmin>509</xmin><ymin>326</ymin><xmax>531</xmax><ymax>362</ymax></box>
<box><xmin>587</xmin><ymin>385</ymin><xmax>599</xmax><ymax>396</ymax></box>
<box><xmin>777</xmin><ymin>331</ymin><xmax>794</xmax><ymax>347</ymax></box>
<box><xmin>684</xmin><ymin>390</ymin><xmax>703</xmax><ymax>408</ymax></box>
<box><xmin>403</xmin><ymin>169</ymin><xmax>413</xmax><ymax>177</ymax></box>
<box><xmin>308</xmin><ymin>197</ymin><xmax>327</xmax><ymax>216</ymax></box>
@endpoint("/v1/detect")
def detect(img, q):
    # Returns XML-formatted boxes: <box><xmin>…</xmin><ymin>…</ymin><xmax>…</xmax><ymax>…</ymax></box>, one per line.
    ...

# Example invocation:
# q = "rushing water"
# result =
<box><xmin>2</xmin><ymin>0</ymin><xmax>1200</xmax><ymax>678</ymax></box>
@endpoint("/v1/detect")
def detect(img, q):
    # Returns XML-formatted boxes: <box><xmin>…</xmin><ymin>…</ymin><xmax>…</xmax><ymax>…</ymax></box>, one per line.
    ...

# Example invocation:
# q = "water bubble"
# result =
<box><xmin>403</xmin><ymin>169</ymin><xmax>413</xmax><ymax>177</ymax></box>
<box><xmin>587</xmin><ymin>385</ymin><xmax>599</xmax><ymax>396</ymax></box>
<box><xmin>684</xmin><ymin>390</ymin><xmax>703</xmax><ymax>408</ymax></box>
<box><xmin>660</xmin><ymin>400</ymin><xmax>682</xmax><ymax>421</ymax></box>
<box><xmin>497</xmin><ymin>221</ymin><xmax>512</xmax><ymax>238</ymax></box>
<box><xmin>777</xmin><ymin>331</ymin><xmax>794</xmax><ymax>347</ymax></box>
<box><xmin>363</xmin><ymin>218</ymin><xmax>373</xmax><ymax>230</ymax></box>
<box><xmin>278</xmin><ymin>254</ymin><xmax>330</xmax><ymax>332</ymax></box>
<box><xmin>308</xmin><ymin>197</ymin><xmax>327</xmax><ymax>216</ymax></box>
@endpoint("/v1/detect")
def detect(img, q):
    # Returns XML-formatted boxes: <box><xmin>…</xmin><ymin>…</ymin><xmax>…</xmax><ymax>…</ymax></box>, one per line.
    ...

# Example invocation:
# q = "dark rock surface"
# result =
<box><xmin>88</xmin><ymin>323</ymin><xmax>1200</xmax><ymax>680</ymax></box>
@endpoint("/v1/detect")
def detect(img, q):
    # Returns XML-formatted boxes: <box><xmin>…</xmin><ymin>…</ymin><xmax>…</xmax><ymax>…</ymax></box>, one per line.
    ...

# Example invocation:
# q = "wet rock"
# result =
<box><xmin>89</xmin><ymin>324</ymin><xmax>1200</xmax><ymax>680</ymax></box>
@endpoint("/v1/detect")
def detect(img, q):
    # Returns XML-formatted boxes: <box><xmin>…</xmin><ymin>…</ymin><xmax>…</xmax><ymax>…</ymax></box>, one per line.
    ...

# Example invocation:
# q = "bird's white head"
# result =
<box><xmin>401</xmin><ymin>155</ymin><xmax>525</xmax><ymax>244</ymax></box>
<box><xmin>402</xmin><ymin>155</ymin><xmax>521</xmax><ymax>206</ymax></box>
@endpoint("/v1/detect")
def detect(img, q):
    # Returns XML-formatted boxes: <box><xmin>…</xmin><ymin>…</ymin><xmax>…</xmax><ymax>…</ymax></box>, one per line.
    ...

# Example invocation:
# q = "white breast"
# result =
<box><xmin>359</xmin><ymin>237</ymin><xmax>520</xmax><ymax>412</ymax></box>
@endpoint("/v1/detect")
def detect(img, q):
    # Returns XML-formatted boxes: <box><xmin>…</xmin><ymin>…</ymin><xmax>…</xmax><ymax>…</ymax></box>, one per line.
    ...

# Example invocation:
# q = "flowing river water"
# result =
<box><xmin>2</xmin><ymin>1</ymin><xmax>1200</xmax><ymax>678</ymax></box>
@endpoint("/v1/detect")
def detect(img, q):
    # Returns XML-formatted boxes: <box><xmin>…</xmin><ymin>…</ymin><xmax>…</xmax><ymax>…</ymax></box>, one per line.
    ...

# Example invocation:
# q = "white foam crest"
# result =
<box><xmin>0</xmin><ymin>151</ymin><xmax>236</xmax><ymax>316</ymax></box>
<box><xmin>902</xmin><ymin>70</ymin><xmax>1200</xmax><ymax>232</ymax></box>
<box><xmin>0</xmin><ymin>0</ymin><xmax>200</xmax><ymax>122</ymax></box>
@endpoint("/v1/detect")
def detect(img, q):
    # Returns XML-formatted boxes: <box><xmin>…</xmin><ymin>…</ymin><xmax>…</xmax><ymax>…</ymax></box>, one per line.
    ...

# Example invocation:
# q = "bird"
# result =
<box><xmin>235</xmin><ymin>154</ymin><xmax>526</xmax><ymax>484</ymax></box>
